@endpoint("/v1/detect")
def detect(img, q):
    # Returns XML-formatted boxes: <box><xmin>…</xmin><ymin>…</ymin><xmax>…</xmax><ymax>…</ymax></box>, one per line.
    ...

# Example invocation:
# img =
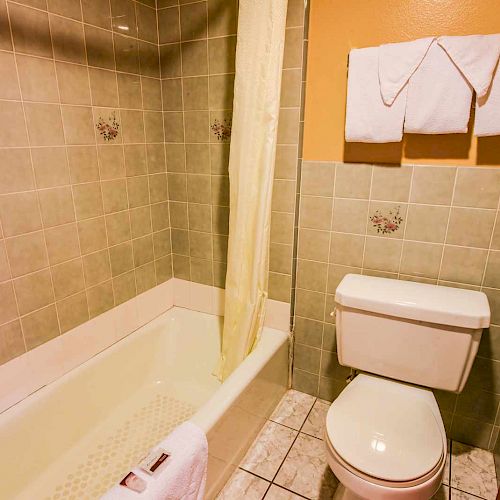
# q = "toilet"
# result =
<box><xmin>325</xmin><ymin>274</ymin><xmax>491</xmax><ymax>500</ymax></box>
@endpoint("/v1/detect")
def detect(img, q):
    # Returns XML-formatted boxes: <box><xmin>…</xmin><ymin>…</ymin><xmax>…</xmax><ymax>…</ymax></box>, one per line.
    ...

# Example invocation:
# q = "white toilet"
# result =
<box><xmin>325</xmin><ymin>274</ymin><xmax>491</xmax><ymax>500</ymax></box>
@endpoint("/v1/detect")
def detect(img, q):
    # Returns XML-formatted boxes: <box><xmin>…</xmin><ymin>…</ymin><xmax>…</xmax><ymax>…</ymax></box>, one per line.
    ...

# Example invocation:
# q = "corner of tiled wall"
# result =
<box><xmin>158</xmin><ymin>0</ymin><xmax>237</xmax><ymax>289</ymax></box>
<box><xmin>0</xmin><ymin>0</ymin><xmax>172</xmax><ymax>368</ymax></box>
<box><xmin>269</xmin><ymin>0</ymin><xmax>309</xmax><ymax>315</ymax></box>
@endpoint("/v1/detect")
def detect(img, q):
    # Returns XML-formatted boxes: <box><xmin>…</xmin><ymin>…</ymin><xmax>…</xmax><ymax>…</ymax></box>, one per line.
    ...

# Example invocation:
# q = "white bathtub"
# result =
<box><xmin>0</xmin><ymin>305</ymin><xmax>289</xmax><ymax>499</ymax></box>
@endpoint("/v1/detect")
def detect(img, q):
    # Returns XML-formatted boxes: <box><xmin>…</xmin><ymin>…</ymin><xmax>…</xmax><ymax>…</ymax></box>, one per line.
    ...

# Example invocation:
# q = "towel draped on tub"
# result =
<box><xmin>101</xmin><ymin>421</ymin><xmax>208</xmax><ymax>500</ymax></box>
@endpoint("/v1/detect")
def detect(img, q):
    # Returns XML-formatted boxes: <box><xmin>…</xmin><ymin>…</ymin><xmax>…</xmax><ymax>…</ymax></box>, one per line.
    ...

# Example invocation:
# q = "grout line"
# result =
<box><xmin>395</xmin><ymin>166</ymin><xmax>414</xmax><ymax>279</ymax></box>
<box><xmin>175</xmin><ymin>0</ymin><xmax>191</xmax><ymax>282</ymax></box>
<box><xmin>0</xmin><ymin>5</ymin><xmax>26</xmax><ymax>354</ymax></box>
<box><xmin>156</xmin><ymin>0</ymin><xmax>174</xmax><ymax>281</ymax></box>
<box><xmin>7</xmin><ymin>0</ymin><xmax>157</xmax><ymax>43</ymax></box>
<box><xmin>7</xmin><ymin>0</ymin><xmax>65</xmax><ymax>342</ymax></box>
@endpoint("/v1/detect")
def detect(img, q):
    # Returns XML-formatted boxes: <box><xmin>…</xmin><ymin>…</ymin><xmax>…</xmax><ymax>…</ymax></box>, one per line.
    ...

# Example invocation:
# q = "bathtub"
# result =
<box><xmin>0</xmin><ymin>305</ymin><xmax>289</xmax><ymax>499</ymax></box>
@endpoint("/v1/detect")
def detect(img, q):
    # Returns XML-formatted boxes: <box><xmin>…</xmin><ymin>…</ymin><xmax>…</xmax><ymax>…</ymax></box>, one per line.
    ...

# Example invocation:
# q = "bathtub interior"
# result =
<box><xmin>0</xmin><ymin>308</ymin><xmax>223</xmax><ymax>500</ymax></box>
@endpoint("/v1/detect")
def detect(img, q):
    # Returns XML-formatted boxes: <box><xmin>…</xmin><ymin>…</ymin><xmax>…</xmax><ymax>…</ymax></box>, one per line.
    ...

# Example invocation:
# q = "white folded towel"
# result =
<box><xmin>438</xmin><ymin>34</ymin><xmax>500</xmax><ymax>137</ymax></box>
<box><xmin>438</xmin><ymin>34</ymin><xmax>500</xmax><ymax>99</ymax></box>
<box><xmin>404</xmin><ymin>40</ymin><xmax>473</xmax><ymax>134</ymax></box>
<box><xmin>101</xmin><ymin>421</ymin><xmax>208</xmax><ymax>500</ymax></box>
<box><xmin>379</xmin><ymin>37</ymin><xmax>435</xmax><ymax>105</ymax></box>
<box><xmin>474</xmin><ymin>60</ymin><xmax>500</xmax><ymax>136</ymax></box>
<box><xmin>345</xmin><ymin>47</ymin><xmax>407</xmax><ymax>143</ymax></box>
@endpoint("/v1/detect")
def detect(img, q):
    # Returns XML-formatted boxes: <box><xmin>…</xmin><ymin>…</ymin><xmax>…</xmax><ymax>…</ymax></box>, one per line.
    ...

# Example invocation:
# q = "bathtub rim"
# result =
<box><xmin>190</xmin><ymin>325</ymin><xmax>289</xmax><ymax>434</ymax></box>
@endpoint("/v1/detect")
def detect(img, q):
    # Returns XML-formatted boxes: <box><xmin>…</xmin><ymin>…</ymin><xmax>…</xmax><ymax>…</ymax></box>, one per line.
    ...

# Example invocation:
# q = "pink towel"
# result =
<box><xmin>378</xmin><ymin>37</ymin><xmax>435</xmax><ymax>105</ymax></box>
<box><xmin>101</xmin><ymin>422</ymin><xmax>208</xmax><ymax>500</ymax></box>
<box><xmin>404</xmin><ymin>40</ymin><xmax>473</xmax><ymax>134</ymax></box>
<box><xmin>345</xmin><ymin>47</ymin><xmax>407</xmax><ymax>143</ymax></box>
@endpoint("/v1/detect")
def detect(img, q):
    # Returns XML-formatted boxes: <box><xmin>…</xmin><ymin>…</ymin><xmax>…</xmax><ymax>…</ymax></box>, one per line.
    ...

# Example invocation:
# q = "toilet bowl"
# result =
<box><xmin>325</xmin><ymin>374</ymin><xmax>447</xmax><ymax>500</ymax></box>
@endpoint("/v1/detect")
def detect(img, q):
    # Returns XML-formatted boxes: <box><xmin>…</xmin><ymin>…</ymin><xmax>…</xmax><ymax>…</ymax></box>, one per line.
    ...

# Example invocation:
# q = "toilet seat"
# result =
<box><xmin>325</xmin><ymin>374</ymin><xmax>445</xmax><ymax>486</ymax></box>
<box><xmin>325</xmin><ymin>435</ymin><xmax>444</xmax><ymax>488</ymax></box>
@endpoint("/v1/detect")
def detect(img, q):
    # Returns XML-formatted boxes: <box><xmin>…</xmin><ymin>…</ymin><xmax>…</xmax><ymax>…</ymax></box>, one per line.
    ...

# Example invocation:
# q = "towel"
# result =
<box><xmin>438</xmin><ymin>34</ymin><xmax>500</xmax><ymax>99</ymax></box>
<box><xmin>378</xmin><ymin>37</ymin><xmax>435</xmax><ymax>105</ymax></box>
<box><xmin>345</xmin><ymin>47</ymin><xmax>407</xmax><ymax>143</ymax></box>
<box><xmin>404</xmin><ymin>40</ymin><xmax>473</xmax><ymax>134</ymax></box>
<box><xmin>101</xmin><ymin>421</ymin><xmax>208</xmax><ymax>500</ymax></box>
<box><xmin>474</xmin><ymin>60</ymin><xmax>500</xmax><ymax>136</ymax></box>
<box><xmin>438</xmin><ymin>34</ymin><xmax>500</xmax><ymax>137</ymax></box>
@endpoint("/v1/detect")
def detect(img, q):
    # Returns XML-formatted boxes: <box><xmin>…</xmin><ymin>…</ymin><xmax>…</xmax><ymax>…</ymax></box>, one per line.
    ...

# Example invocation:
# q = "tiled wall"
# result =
<box><xmin>291</xmin><ymin>161</ymin><xmax>500</xmax><ymax>450</ymax></box>
<box><xmin>268</xmin><ymin>0</ymin><xmax>308</xmax><ymax>307</ymax></box>
<box><xmin>159</xmin><ymin>0</ymin><xmax>308</xmax><ymax>298</ymax></box>
<box><xmin>158</xmin><ymin>0</ymin><xmax>237</xmax><ymax>288</ymax></box>
<box><xmin>0</xmin><ymin>0</ymin><xmax>172</xmax><ymax>367</ymax></box>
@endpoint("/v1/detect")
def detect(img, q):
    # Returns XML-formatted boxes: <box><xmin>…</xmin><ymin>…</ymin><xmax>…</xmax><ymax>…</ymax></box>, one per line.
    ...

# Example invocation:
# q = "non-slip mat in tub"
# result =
<box><xmin>41</xmin><ymin>393</ymin><xmax>196</xmax><ymax>500</ymax></box>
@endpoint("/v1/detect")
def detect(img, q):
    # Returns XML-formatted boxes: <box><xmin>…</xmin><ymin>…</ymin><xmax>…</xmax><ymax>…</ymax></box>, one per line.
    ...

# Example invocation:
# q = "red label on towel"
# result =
<box><xmin>139</xmin><ymin>448</ymin><xmax>170</xmax><ymax>475</ymax></box>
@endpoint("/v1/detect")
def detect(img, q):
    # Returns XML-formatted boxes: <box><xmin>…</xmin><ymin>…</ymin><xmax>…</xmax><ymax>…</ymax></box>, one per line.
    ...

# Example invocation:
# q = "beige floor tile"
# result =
<box><xmin>270</xmin><ymin>389</ymin><xmax>316</xmax><ymax>430</ymax></box>
<box><xmin>240</xmin><ymin>421</ymin><xmax>298</xmax><ymax>481</ymax></box>
<box><xmin>451</xmin><ymin>441</ymin><xmax>497</xmax><ymax>500</ymax></box>
<box><xmin>450</xmin><ymin>488</ymin><xmax>482</xmax><ymax>499</ymax></box>
<box><xmin>301</xmin><ymin>399</ymin><xmax>330</xmax><ymax>440</ymax></box>
<box><xmin>217</xmin><ymin>468</ymin><xmax>269</xmax><ymax>500</ymax></box>
<box><xmin>274</xmin><ymin>433</ymin><xmax>338</xmax><ymax>499</ymax></box>
<box><xmin>264</xmin><ymin>484</ymin><xmax>305</xmax><ymax>499</ymax></box>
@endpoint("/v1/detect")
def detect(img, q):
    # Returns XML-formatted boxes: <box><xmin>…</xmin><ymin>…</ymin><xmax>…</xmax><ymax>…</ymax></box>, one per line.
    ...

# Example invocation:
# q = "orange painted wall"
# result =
<box><xmin>302</xmin><ymin>0</ymin><xmax>500</xmax><ymax>165</ymax></box>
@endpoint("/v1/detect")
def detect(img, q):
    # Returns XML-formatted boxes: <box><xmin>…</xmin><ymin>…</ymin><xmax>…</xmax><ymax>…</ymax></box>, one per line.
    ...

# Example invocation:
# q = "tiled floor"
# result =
<box><xmin>217</xmin><ymin>390</ymin><xmax>499</xmax><ymax>500</ymax></box>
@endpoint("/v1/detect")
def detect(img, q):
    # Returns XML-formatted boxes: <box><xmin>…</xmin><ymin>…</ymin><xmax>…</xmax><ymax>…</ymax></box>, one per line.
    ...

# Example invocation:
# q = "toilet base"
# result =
<box><xmin>333</xmin><ymin>484</ymin><xmax>365</xmax><ymax>500</ymax></box>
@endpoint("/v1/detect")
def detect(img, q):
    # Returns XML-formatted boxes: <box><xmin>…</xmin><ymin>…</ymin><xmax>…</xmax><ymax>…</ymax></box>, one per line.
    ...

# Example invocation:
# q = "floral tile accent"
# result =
<box><xmin>369</xmin><ymin>205</ymin><xmax>402</xmax><ymax>234</ymax></box>
<box><xmin>270</xmin><ymin>389</ymin><xmax>315</xmax><ymax>431</ymax></box>
<box><xmin>96</xmin><ymin>112</ymin><xmax>119</xmax><ymax>141</ymax></box>
<box><xmin>211</xmin><ymin>118</ymin><xmax>232</xmax><ymax>141</ymax></box>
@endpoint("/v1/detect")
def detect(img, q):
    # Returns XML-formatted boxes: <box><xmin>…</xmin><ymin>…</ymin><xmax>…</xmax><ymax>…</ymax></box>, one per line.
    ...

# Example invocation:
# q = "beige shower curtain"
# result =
<box><xmin>215</xmin><ymin>0</ymin><xmax>288</xmax><ymax>381</ymax></box>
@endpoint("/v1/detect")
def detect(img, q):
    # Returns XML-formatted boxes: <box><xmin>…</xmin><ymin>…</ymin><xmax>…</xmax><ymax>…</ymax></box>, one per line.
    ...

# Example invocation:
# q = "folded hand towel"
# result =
<box><xmin>404</xmin><ymin>40</ymin><xmax>473</xmax><ymax>134</ymax></box>
<box><xmin>378</xmin><ymin>37</ymin><xmax>435</xmax><ymax>105</ymax></box>
<box><xmin>345</xmin><ymin>47</ymin><xmax>407</xmax><ymax>143</ymax></box>
<box><xmin>438</xmin><ymin>34</ymin><xmax>500</xmax><ymax>99</ymax></box>
<box><xmin>474</xmin><ymin>60</ymin><xmax>500</xmax><ymax>136</ymax></box>
<box><xmin>101</xmin><ymin>421</ymin><xmax>208</xmax><ymax>500</ymax></box>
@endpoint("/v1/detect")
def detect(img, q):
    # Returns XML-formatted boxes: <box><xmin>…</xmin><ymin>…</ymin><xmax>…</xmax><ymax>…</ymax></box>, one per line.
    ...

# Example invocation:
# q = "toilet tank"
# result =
<box><xmin>334</xmin><ymin>275</ymin><xmax>490</xmax><ymax>393</ymax></box>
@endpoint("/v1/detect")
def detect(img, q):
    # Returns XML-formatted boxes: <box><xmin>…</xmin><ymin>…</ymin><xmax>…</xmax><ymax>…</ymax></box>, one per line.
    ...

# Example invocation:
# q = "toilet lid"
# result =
<box><xmin>326</xmin><ymin>374</ymin><xmax>443</xmax><ymax>482</ymax></box>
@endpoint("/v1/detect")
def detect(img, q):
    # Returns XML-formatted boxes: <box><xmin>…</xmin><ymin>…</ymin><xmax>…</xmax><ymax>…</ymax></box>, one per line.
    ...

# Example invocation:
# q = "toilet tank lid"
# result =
<box><xmin>335</xmin><ymin>274</ymin><xmax>490</xmax><ymax>329</ymax></box>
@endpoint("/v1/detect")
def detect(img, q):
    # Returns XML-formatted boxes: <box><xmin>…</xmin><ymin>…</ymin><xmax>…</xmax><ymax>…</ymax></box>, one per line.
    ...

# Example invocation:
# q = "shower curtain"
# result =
<box><xmin>215</xmin><ymin>0</ymin><xmax>288</xmax><ymax>381</ymax></box>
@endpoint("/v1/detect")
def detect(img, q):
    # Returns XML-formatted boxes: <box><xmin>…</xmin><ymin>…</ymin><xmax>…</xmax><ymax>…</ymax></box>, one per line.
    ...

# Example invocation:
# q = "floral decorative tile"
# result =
<box><xmin>96</xmin><ymin>112</ymin><xmax>119</xmax><ymax>141</ymax></box>
<box><xmin>369</xmin><ymin>205</ymin><xmax>403</xmax><ymax>234</ymax></box>
<box><xmin>211</xmin><ymin>118</ymin><xmax>232</xmax><ymax>141</ymax></box>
